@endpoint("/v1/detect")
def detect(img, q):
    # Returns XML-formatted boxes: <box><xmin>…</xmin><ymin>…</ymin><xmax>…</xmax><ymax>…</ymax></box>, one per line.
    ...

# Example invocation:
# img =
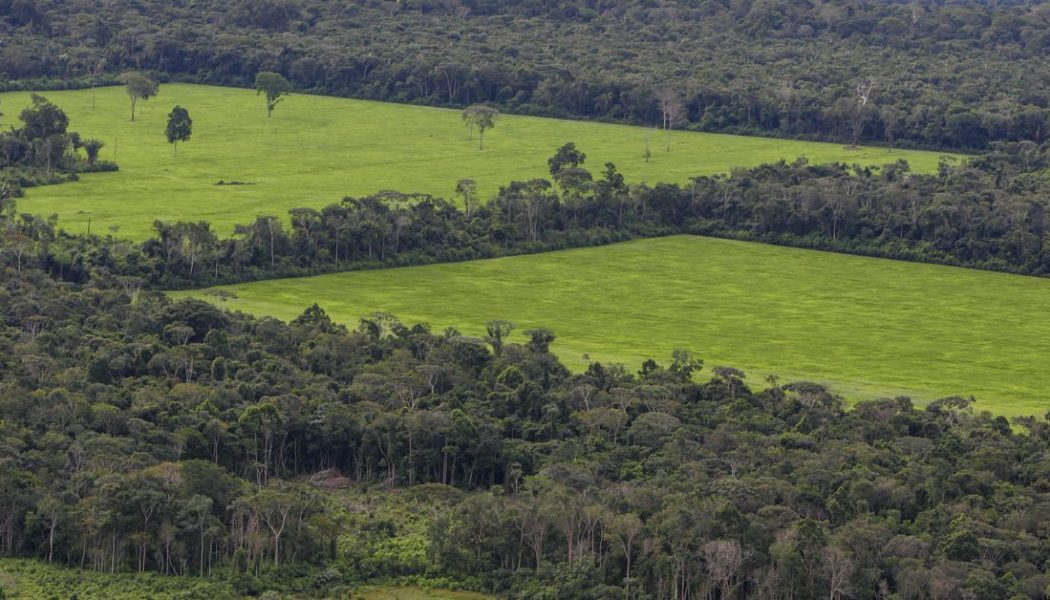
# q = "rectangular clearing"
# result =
<box><xmin>173</xmin><ymin>235</ymin><xmax>1050</xmax><ymax>417</ymax></box>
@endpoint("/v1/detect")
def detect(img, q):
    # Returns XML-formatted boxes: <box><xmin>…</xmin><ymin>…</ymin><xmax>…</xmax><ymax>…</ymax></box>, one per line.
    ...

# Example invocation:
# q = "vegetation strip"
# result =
<box><xmin>0</xmin><ymin>84</ymin><xmax>954</xmax><ymax>239</ymax></box>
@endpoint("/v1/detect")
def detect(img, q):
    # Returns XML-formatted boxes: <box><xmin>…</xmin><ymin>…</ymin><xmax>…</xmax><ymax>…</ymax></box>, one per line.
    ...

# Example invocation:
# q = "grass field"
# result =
<box><xmin>2</xmin><ymin>84</ymin><xmax>958</xmax><ymax>239</ymax></box>
<box><xmin>174</xmin><ymin>235</ymin><xmax>1050</xmax><ymax>417</ymax></box>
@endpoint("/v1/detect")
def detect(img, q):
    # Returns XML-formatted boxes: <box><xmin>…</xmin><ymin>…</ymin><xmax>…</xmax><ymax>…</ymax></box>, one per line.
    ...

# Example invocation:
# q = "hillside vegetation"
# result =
<box><xmin>0</xmin><ymin>558</ymin><xmax>493</xmax><ymax>599</ymax></box>
<box><xmin>176</xmin><ymin>235</ymin><xmax>1050</xmax><ymax>417</ymax></box>
<box><xmin>0</xmin><ymin>84</ymin><xmax>954</xmax><ymax>238</ymax></box>
<box><xmin>4</xmin><ymin>2</ymin><xmax>1050</xmax><ymax>597</ymax></box>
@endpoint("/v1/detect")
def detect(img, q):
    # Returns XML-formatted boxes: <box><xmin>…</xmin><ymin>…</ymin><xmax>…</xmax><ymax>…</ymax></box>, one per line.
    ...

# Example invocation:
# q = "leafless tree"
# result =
<box><xmin>704</xmin><ymin>539</ymin><xmax>746</xmax><ymax>599</ymax></box>
<box><xmin>656</xmin><ymin>89</ymin><xmax>686</xmax><ymax>151</ymax></box>
<box><xmin>850</xmin><ymin>80</ymin><xmax>877</xmax><ymax>148</ymax></box>
<box><xmin>823</xmin><ymin>546</ymin><xmax>854</xmax><ymax>600</ymax></box>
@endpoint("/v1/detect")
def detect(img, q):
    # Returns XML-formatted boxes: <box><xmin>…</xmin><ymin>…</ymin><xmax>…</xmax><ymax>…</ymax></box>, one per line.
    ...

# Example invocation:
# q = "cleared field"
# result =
<box><xmin>2</xmin><ymin>84</ymin><xmax>958</xmax><ymax>239</ymax></box>
<box><xmin>175</xmin><ymin>235</ymin><xmax>1050</xmax><ymax>417</ymax></box>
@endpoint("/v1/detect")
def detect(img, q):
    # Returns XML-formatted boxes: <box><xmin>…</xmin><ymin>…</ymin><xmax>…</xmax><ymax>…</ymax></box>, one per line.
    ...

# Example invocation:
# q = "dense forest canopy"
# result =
<box><xmin>3</xmin><ymin>258</ymin><xmax>1050</xmax><ymax>598</ymax></box>
<box><xmin>4</xmin><ymin>1</ymin><xmax>1050</xmax><ymax>597</ymax></box>
<box><xmin>2</xmin><ymin>0</ymin><xmax>1050</xmax><ymax>150</ymax></box>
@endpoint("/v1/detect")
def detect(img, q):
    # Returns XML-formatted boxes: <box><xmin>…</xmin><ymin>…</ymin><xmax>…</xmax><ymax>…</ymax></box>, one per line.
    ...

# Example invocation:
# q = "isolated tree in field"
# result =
<box><xmin>120</xmin><ymin>71</ymin><xmax>158</xmax><ymax>122</ymax></box>
<box><xmin>82</xmin><ymin>139</ymin><xmax>104</xmax><ymax>165</ymax></box>
<box><xmin>656</xmin><ymin>89</ymin><xmax>685</xmax><ymax>151</ymax></box>
<box><xmin>255</xmin><ymin>71</ymin><xmax>293</xmax><ymax>118</ymax></box>
<box><xmin>90</xmin><ymin>58</ymin><xmax>106</xmax><ymax>109</ymax></box>
<box><xmin>462</xmin><ymin>105</ymin><xmax>499</xmax><ymax>150</ymax></box>
<box><xmin>547</xmin><ymin>142</ymin><xmax>587</xmax><ymax>178</ymax></box>
<box><xmin>165</xmin><ymin>106</ymin><xmax>192</xmax><ymax>156</ymax></box>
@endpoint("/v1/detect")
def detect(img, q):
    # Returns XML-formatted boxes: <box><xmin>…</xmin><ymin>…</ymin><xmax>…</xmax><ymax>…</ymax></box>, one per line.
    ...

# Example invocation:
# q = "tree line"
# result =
<box><xmin>2</xmin><ymin>251</ymin><xmax>1050</xmax><ymax>598</ymax></box>
<box><xmin>3</xmin><ymin>138</ymin><xmax>1049</xmax><ymax>291</ymax></box>
<box><xmin>2</xmin><ymin>0</ymin><xmax>1050</xmax><ymax>151</ymax></box>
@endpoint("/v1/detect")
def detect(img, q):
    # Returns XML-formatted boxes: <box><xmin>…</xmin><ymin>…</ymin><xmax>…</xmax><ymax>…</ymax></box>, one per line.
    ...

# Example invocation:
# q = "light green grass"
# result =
<box><xmin>174</xmin><ymin>235</ymin><xmax>1050</xmax><ymax>417</ymax></box>
<box><xmin>2</xmin><ymin>84</ymin><xmax>958</xmax><ymax>239</ymax></box>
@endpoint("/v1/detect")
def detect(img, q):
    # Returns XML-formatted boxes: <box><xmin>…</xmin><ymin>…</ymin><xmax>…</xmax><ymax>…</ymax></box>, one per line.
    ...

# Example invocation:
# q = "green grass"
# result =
<box><xmin>2</xmin><ymin>84</ymin><xmax>958</xmax><ymax>239</ymax></box>
<box><xmin>174</xmin><ymin>235</ymin><xmax>1050</xmax><ymax>417</ymax></box>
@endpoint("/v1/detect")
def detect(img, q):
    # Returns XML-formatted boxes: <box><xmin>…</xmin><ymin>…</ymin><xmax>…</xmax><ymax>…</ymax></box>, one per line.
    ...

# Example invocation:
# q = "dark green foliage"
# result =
<box><xmin>0</xmin><ymin>94</ymin><xmax>113</xmax><ymax>194</ymax></box>
<box><xmin>3</xmin><ymin>1</ymin><xmax>1050</xmax><ymax>150</ymax></box>
<box><xmin>2</xmin><ymin>240</ymin><xmax>1050</xmax><ymax>597</ymax></box>
<box><xmin>547</xmin><ymin>142</ymin><xmax>586</xmax><ymax>178</ymax></box>
<box><xmin>165</xmin><ymin>105</ymin><xmax>192</xmax><ymax>154</ymax></box>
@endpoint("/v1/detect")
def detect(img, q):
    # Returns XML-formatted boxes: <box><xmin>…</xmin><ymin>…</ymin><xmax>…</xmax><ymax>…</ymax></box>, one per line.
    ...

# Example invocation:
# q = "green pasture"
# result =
<box><xmin>2</xmin><ymin>84</ymin><xmax>958</xmax><ymax>239</ymax></box>
<box><xmin>176</xmin><ymin>235</ymin><xmax>1050</xmax><ymax>417</ymax></box>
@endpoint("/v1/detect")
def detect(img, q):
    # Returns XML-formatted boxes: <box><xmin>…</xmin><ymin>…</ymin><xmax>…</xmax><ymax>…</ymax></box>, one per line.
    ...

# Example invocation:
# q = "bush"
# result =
<box><xmin>313</xmin><ymin>567</ymin><xmax>343</xmax><ymax>589</ymax></box>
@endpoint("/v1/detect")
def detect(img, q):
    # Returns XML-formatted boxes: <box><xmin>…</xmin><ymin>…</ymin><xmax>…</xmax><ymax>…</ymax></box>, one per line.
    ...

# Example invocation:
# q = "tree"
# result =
<box><xmin>82</xmin><ymin>139</ymin><xmax>105</xmax><ymax>165</ymax></box>
<box><xmin>704</xmin><ymin>539</ymin><xmax>746</xmax><ymax>599</ymax></box>
<box><xmin>850</xmin><ymin>80</ymin><xmax>876</xmax><ymax>148</ymax></box>
<box><xmin>656</xmin><ymin>90</ymin><xmax>685</xmax><ymax>151</ymax></box>
<box><xmin>824</xmin><ymin>546</ymin><xmax>855</xmax><ymax>600</ymax></box>
<box><xmin>548</xmin><ymin>142</ymin><xmax>587</xmax><ymax>178</ymax></box>
<box><xmin>165</xmin><ymin>106</ymin><xmax>192</xmax><ymax>156</ymax></box>
<box><xmin>462</xmin><ymin>105</ymin><xmax>499</xmax><ymax>150</ymax></box>
<box><xmin>607</xmin><ymin>513</ymin><xmax>642</xmax><ymax>596</ymax></box>
<box><xmin>881</xmin><ymin>106</ymin><xmax>902</xmax><ymax>151</ymax></box>
<box><xmin>485</xmin><ymin>320</ymin><xmax>515</xmax><ymax>357</ymax></box>
<box><xmin>455</xmin><ymin>178</ymin><xmax>478</xmax><ymax>216</ymax></box>
<box><xmin>120</xmin><ymin>71</ymin><xmax>158</xmax><ymax>122</ymax></box>
<box><xmin>18</xmin><ymin>94</ymin><xmax>68</xmax><ymax>139</ymax></box>
<box><xmin>255</xmin><ymin>71</ymin><xmax>293</xmax><ymax>118</ymax></box>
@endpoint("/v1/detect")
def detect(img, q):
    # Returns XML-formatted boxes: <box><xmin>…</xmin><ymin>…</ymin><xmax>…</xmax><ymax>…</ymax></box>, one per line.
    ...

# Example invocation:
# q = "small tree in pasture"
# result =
<box><xmin>462</xmin><ymin>105</ymin><xmax>499</xmax><ymax>150</ymax></box>
<box><xmin>255</xmin><ymin>71</ymin><xmax>293</xmax><ymax>118</ymax></box>
<box><xmin>120</xmin><ymin>71</ymin><xmax>158</xmax><ymax>122</ymax></box>
<box><xmin>165</xmin><ymin>106</ymin><xmax>192</xmax><ymax>156</ymax></box>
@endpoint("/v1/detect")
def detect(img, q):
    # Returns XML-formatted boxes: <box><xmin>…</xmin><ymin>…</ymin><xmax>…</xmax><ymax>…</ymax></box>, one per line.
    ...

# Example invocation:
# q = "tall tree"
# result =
<box><xmin>165</xmin><ymin>106</ymin><xmax>192</xmax><ymax>156</ymax></box>
<box><xmin>850</xmin><ymin>80</ymin><xmax>877</xmax><ymax>148</ymax></box>
<box><xmin>255</xmin><ymin>72</ymin><xmax>293</xmax><ymax>118</ymax></box>
<box><xmin>461</xmin><ymin>105</ymin><xmax>499</xmax><ymax>150</ymax></box>
<box><xmin>547</xmin><ymin>142</ymin><xmax>587</xmax><ymax>178</ymax></box>
<box><xmin>120</xmin><ymin>71</ymin><xmax>158</xmax><ymax>122</ymax></box>
<box><xmin>656</xmin><ymin>90</ymin><xmax>685</xmax><ymax>152</ymax></box>
<box><xmin>82</xmin><ymin>139</ymin><xmax>105</xmax><ymax>165</ymax></box>
<box><xmin>455</xmin><ymin>178</ymin><xmax>478</xmax><ymax>217</ymax></box>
